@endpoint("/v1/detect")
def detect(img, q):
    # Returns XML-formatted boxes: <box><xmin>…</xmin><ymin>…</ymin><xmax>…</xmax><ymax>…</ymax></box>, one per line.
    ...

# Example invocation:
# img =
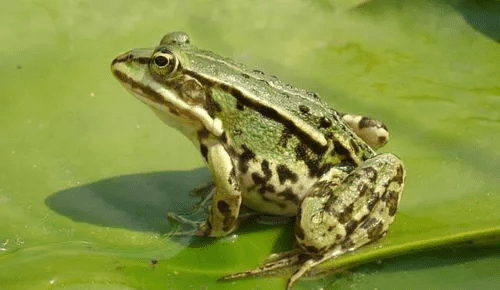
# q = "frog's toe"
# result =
<box><xmin>219</xmin><ymin>249</ymin><xmax>303</xmax><ymax>282</ymax></box>
<box><xmin>167</xmin><ymin>212</ymin><xmax>207</xmax><ymax>236</ymax></box>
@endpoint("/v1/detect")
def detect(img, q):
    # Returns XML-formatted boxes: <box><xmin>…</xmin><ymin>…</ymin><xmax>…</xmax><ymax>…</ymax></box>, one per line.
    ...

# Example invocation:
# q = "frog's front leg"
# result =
<box><xmin>203</xmin><ymin>142</ymin><xmax>242</xmax><ymax>236</ymax></box>
<box><xmin>289</xmin><ymin>153</ymin><xmax>405</xmax><ymax>288</ymax></box>
<box><xmin>171</xmin><ymin>142</ymin><xmax>242</xmax><ymax>237</ymax></box>
<box><xmin>342</xmin><ymin>114</ymin><xmax>389</xmax><ymax>149</ymax></box>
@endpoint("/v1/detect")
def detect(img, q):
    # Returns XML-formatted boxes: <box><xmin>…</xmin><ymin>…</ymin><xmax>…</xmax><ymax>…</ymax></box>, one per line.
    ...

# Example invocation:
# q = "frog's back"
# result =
<box><xmin>168</xmin><ymin>44</ymin><xmax>374</xmax><ymax>214</ymax></box>
<box><xmin>177</xmin><ymin>43</ymin><xmax>374</xmax><ymax>161</ymax></box>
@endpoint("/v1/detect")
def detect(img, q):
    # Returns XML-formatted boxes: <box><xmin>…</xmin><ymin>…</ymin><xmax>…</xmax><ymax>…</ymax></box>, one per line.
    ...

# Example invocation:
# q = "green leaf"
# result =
<box><xmin>1</xmin><ymin>0</ymin><xmax>499</xmax><ymax>289</ymax></box>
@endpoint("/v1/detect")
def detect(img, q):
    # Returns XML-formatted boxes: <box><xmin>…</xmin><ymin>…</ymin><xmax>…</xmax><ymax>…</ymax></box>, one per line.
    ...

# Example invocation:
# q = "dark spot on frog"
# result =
<box><xmin>390</xmin><ymin>166</ymin><xmax>405</xmax><ymax>184</ymax></box>
<box><xmin>332</xmin><ymin>141</ymin><xmax>351</xmax><ymax>158</ymax></box>
<box><xmin>319</xmin><ymin>117</ymin><xmax>332</xmax><ymax>128</ymax></box>
<box><xmin>241</xmin><ymin>73</ymin><xmax>250</xmax><ymax>79</ymax></box>
<box><xmin>307</xmin><ymin>91</ymin><xmax>320</xmax><ymax>100</ymax></box>
<box><xmin>341</xmin><ymin>238</ymin><xmax>355</xmax><ymax>250</ymax></box>
<box><xmin>200</xmin><ymin>144</ymin><xmax>208</xmax><ymax>161</ymax></box>
<box><xmin>233</xmin><ymin>128</ymin><xmax>243</xmax><ymax>136</ymax></box>
<box><xmin>251</xmin><ymin>173</ymin><xmax>266</xmax><ymax>186</ymax></box>
<box><xmin>366</xmin><ymin>192</ymin><xmax>379</xmax><ymax>211</ymax></box>
<box><xmin>337</xmin><ymin>203</ymin><xmax>354</xmax><ymax>224</ymax></box>
<box><xmin>357</xmin><ymin>183</ymin><xmax>369</xmax><ymax>197</ymax></box>
<box><xmin>136</xmin><ymin>57</ymin><xmax>150</xmax><ymax>65</ymax></box>
<box><xmin>278</xmin><ymin>127</ymin><xmax>292</xmax><ymax>147</ymax></box>
<box><xmin>226</xmin><ymin>146</ymin><xmax>238</xmax><ymax>158</ymax></box>
<box><xmin>238</xmin><ymin>145</ymin><xmax>256</xmax><ymax>173</ymax></box>
<box><xmin>366</xmin><ymin>221</ymin><xmax>384</xmax><ymax>240</ymax></box>
<box><xmin>362</xmin><ymin>167</ymin><xmax>378</xmax><ymax>182</ymax></box>
<box><xmin>252</xmin><ymin>160</ymin><xmax>272</xmax><ymax>185</ymax></box>
<box><xmin>259</xmin><ymin>79</ymin><xmax>271</xmax><ymax>86</ymax></box>
<box><xmin>258</xmin><ymin>184</ymin><xmax>275</xmax><ymax>194</ymax></box>
<box><xmin>305</xmin><ymin>246</ymin><xmax>320</xmax><ymax>254</ymax></box>
<box><xmin>159</xmin><ymin>47</ymin><xmax>172</xmax><ymax>54</ymax></box>
<box><xmin>324</xmin><ymin>132</ymin><xmax>334</xmax><ymax>139</ymax></box>
<box><xmin>168</xmin><ymin>108</ymin><xmax>180</xmax><ymax>116</ymax></box>
<box><xmin>204</xmin><ymin>91</ymin><xmax>222</xmax><ymax>117</ymax></box>
<box><xmin>295</xmin><ymin>143</ymin><xmax>309</xmax><ymax>162</ymax></box>
<box><xmin>382</xmin><ymin>190</ymin><xmax>399</xmax><ymax>216</ymax></box>
<box><xmin>276</xmin><ymin>164</ymin><xmax>299</xmax><ymax>184</ymax></box>
<box><xmin>299</xmin><ymin>105</ymin><xmax>310</xmax><ymax>114</ymax></box>
<box><xmin>344</xmin><ymin>219</ymin><xmax>358</xmax><ymax>236</ymax></box>
<box><xmin>281</xmin><ymin>93</ymin><xmax>290</xmax><ymax>99</ymax></box>
<box><xmin>261</xmin><ymin>160</ymin><xmax>272</xmax><ymax>179</ymax></box>
<box><xmin>360</xmin><ymin>216</ymin><xmax>377</xmax><ymax>230</ymax></box>
<box><xmin>358</xmin><ymin>117</ymin><xmax>375</xmax><ymax>129</ymax></box>
<box><xmin>378</xmin><ymin>136</ymin><xmax>387</xmax><ymax>145</ymax></box>
<box><xmin>349</xmin><ymin>139</ymin><xmax>360</xmax><ymax>154</ymax></box>
<box><xmin>219</xmin><ymin>131</ymin><xmax>228</xmax><ymax>143</ymax></box>
<box><xmin>253</xmin><ymin>160</ymin><xmax>279</xmax><ymax>197</ymax></box>
<box><xmin>397</xmin><ymin>165</ymin><xmax>404</xmax><ymax>176</ymax></box>
<box><xmin>278</xmin><ymin>188</ymin><xmax>300</xmax><ymax>205</ymax></box>
<box><xmin>312</xmin><ymin>180</ymin><xmax>335</xmax><ymax>199</ymax></box>
<box><xmin>324</xmin><ymin>197</ymin><xmax>340</xmax><ymax>217</ymax></box>
<box><xmin>360</xmin><ymin>217</ymin><xmax>379</xmax><ymax>237</ymax></box>
<box><xmin>295</xmin><ymin>143</ymin><xmax>324</xmax><ymax>177</ymax></box>
<box><xmin>228</xmin><ymin>167</ymin><xmax>236</xmax><ymax>185</ymax></box>
<box><xmin>252</xmin><ymin>69</ymin><xmax>265</xmax><ymax>75</ymax></box>
<box><xmin>217</xmin><ymin>200</ymin><xmax>235</xmax><ymax>231</ymax></box>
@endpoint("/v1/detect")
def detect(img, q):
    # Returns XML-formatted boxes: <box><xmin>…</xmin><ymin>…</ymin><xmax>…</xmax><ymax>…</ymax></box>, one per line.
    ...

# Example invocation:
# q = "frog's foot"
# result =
<box><xmin>191</xmin><ymin>187</ymin><xmax>214</xmax><ymax>212</ymax></box>
<box><xmin>341</xmin><ymin>114</ymin><xmax>389</xmax><ymax>149</ymax></box>
<box><xmin>219</xmin><ymin>249</ymin><xmax>305</xmax><ymax>282</ymax></box>
<box><xmin>167</xmin><ymin>212</ymin><xmax>209</xmax><ymax>236</ymax></box>
<box><xmin>189</xmin><ymin>182</ymin><xmax>214</xmax><ymax>197</ymax></box>
<box><xmin>285</xmin><ymin>247</ymin><xmax>345</xmax><ymax>289</ymax></box>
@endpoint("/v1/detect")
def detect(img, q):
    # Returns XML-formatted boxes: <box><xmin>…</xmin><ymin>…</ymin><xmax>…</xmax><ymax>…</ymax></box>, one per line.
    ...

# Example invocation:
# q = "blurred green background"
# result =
<box><xmin>1</xmin><ymin>0</ymin><xmax>500</xmax><ymax>289</ymax></box>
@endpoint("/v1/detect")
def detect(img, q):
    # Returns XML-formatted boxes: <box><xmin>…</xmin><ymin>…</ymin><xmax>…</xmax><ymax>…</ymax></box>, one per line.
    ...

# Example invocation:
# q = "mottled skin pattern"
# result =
<box><xmin>111</xmin><ymin>32</ymin><xmax>406</xmax><ymax>289</ymax></box>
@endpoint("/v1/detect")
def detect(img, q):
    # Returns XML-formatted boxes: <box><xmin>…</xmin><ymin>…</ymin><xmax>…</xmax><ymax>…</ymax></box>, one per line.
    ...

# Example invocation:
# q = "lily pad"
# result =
<box><xmin>1</xmin><ymin>0</ymin><xmax>500</xmax><ymax>289</ymax></box>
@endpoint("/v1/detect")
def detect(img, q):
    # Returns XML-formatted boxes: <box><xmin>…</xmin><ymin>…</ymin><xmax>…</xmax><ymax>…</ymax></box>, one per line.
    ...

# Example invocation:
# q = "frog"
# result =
<box><xmin>111</xmin><ymin>31</ymin><xmax>405</xmax><ymax>289</ymax></box>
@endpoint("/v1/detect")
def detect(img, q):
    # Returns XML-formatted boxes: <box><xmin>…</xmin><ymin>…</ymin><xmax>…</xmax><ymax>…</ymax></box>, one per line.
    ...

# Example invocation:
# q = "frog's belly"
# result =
<box><xmin>238</xmin><ymin>159</ymin><xmax>316</xmax><ymax>216</ymax></box>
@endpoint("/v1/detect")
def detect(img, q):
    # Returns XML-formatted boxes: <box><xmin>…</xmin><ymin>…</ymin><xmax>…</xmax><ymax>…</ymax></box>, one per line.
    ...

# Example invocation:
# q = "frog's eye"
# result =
<box><xmin>150</xmin><ymin>48</ymin><xmax>179</xmax><ymax>77</ymax></box>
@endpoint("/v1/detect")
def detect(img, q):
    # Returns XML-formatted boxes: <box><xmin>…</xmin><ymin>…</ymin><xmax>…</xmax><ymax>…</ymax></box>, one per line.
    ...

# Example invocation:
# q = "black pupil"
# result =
<box><xmin>154</xmin><ymin>55</ymin><xmax>169</xmax><ymax>67</ymax></box>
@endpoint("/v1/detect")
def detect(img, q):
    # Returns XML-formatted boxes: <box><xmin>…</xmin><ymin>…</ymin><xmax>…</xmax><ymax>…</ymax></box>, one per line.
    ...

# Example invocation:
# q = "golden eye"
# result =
<box><xmin>150</xmin><ymin>48</ymin><xmax>179</xmax><ymax>77</ymax></box>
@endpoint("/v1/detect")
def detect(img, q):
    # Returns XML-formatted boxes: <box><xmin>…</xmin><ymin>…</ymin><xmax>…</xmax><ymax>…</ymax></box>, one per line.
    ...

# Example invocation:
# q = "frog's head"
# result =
<box><xmin>111</xmin><ymin>32</ymin><xmax>221</xmax><ymax>141</ymax></box>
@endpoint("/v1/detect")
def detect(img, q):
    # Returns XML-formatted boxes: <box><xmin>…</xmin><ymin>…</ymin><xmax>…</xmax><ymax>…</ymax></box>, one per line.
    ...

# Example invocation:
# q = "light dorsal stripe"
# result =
<box><xmin>192</xmin><ymin>50</ymin><xmax>322</xmax><ymax>105</ymax></box>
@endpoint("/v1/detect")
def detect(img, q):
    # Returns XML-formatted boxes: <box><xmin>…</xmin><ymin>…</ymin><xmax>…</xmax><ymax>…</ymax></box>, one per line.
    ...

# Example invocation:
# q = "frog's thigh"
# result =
<box><xmin>204</xmin><ymin>143</ymin><xmax>242</xmax><ymax>237</ymax></box>
<box><xmin>295</xmin><ymin>153</ymin><xmax>405</xmax><ymax>254</ymax></box>
<box><xmin>342</xmin><ymin>114</ymin><xmax>389</xmax><ymax>149</ymax></box>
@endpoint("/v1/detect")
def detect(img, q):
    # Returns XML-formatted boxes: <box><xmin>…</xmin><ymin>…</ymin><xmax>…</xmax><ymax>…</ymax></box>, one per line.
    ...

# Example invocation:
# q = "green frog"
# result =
<box><xmin>111</xmin><ymin>32</ymin><xmax>405</xmax><ymax>289</ymax></box>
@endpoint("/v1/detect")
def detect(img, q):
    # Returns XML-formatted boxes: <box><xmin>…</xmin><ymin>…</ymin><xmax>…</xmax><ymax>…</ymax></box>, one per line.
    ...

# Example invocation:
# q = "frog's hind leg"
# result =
<box><xmin>219</xmin><ymin>248</ymin><xmax>304</xmax><ymax>281</ymax></box>
<box><xmin>341</xmin><ymin>114</ymin><xmax>389</xmax><ymax>149</ymax></box>
<box><xmin>289</xmin><ymin>153</ymin><xmax>405</xmax><ymax>288</ymax></box>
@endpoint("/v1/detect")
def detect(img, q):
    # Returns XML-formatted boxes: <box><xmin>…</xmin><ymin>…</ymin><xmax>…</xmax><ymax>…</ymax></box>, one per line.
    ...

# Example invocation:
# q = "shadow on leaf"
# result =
<box><xmin>45</xmin><ymin>168</ymin><xmax>212</xmax><ymax>234</ymax></box>
<box><xmin>46</xmin><ymin>167</ymin><xmax>295</xmax><ymax>252</ymax></box>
